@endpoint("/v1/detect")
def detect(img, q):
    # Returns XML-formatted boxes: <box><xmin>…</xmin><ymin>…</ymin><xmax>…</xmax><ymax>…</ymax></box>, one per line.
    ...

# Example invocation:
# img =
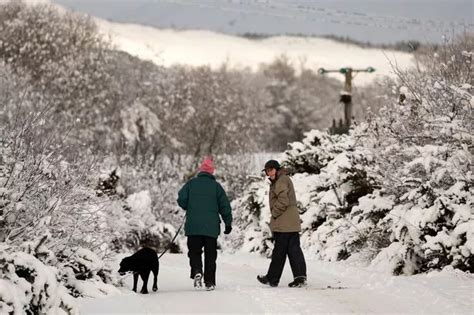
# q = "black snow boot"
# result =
<box><xmin>288</xmin><ymin>276</ymin><xmax>307</xmax><ymax>288</ymax></box>
<box><xmin>257</xmin><ymin>275</ymin><xmax>278</xmax><ymax>287</ymax></box>
<box><xmin>205</xmin><ymin>280</ymin><xmax>215</xmax><ymax>291</ymax></box>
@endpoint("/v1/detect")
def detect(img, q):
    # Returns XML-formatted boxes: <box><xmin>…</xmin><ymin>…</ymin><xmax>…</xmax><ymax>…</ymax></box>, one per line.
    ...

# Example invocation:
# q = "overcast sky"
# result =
<box><xmin>54</xmin><ymin>0</ymin><xmax>473</xmax><ymax>44</ymax></box>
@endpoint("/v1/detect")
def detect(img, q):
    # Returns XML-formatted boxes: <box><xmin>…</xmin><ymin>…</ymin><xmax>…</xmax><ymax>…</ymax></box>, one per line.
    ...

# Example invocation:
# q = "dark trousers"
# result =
<box><xmin>267</xmin><ymin>232</ymin><xmax>307</xmax><ymax>284</ymax></box>
<box><xmin>187</xmin><ymin>235</ymin><xmax>217</xmax><ymax>286</ymax></box>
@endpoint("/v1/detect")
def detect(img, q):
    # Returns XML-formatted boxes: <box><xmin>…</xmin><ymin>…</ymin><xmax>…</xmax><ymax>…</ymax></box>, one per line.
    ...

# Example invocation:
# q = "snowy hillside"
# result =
<box><xmin>25</xmin><ymin>0</ymin><xmax>414</xmax><ymax>86</ymax></box>
<box><xmin>96</xmin><ymin>19</ymin><xmax>414</xmax><ymax>85</ymax></box>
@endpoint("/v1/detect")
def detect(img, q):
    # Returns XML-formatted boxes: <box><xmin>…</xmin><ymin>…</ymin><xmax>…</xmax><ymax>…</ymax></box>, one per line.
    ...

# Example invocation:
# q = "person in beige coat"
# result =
<box><xmin>257</xmin><ymin>160</ymin><xmax>307</xmax><ymax>288</ymax></box>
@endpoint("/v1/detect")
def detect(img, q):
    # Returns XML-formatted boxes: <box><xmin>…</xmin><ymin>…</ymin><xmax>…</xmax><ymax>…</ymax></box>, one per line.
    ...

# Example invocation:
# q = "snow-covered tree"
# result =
<box><xmin>0</xmin><ymin>1</ymin><xmax>121</xmax><ymax>150</ymax></box>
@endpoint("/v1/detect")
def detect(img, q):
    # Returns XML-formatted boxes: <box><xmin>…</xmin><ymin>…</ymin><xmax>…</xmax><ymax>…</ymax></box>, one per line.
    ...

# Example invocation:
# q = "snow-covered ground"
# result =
<box><xmin>79</xmin><ymin>253</ymin><xmax>474</xmax><ymax>314</ymax></box>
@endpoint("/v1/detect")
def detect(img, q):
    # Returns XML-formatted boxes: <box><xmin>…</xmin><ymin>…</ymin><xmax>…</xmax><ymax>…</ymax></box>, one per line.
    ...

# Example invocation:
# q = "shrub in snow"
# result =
<box><xmin>0</xmin><ymin>105</ymin><xmax>107</xmax><ymax>253</ymax></box>
<box><xmin>343</xmin><ymin>192</ymin><xmax>394</xmax><ymax>258</ymax></box>
<box><xmin>58</xmin><ymin>247</ymin><xmax>120</xmax><ymax>298</ymax></box>
<box><xmin>371</xmin><ymin>153</ymin><xmax>473</xmax><ymax>274</ymax></box>
<box><xmin>0</xmin><ymin>94</ymin><xmax>110</xmax><ymax>253</ymax></box>
<box><xmin>60</xmin><ymin>248</ymin><xmax>107</xmax><ymax>281</ymax></box>
<box><xmin>0</xmin><ymin>244</ymin><xmax>77</xmax><ymax>314</ymax></box>
<box><xmin>19</xmin><ymin>236</ymin><xmax>55</xmax><ymax>265</ymax></box>
<box><xmin>284</xmin><ymin>130</ymin><xmax>354</xmax><ymax>174</ymax></box>
<box><xmin>0</xmin><ymin>237</ymin><xmax>121</xmax><ymax>313</ymax></box>
<box><xmin>362</xmin><ymin>35</ymin><xmax>474</xmax><ymax>274</ymax></box>
<box><xmin>232</xmin><ymin>177</ymin><xmax>273</xmax><ymax>256</ymax></box>
<box><xmin>106</xmin><ymin>186</ymin><xmax>182</xmax><ymax>254</ymax></box>
<box><xmin>297</xmin><ymin>143</ymin><xmax>381</xmax><ymax>261</ymax></box>
<box><xmin>154</xmin><ymin>65</ymin><xmax>262</xmax><ymax>157</ymax></box>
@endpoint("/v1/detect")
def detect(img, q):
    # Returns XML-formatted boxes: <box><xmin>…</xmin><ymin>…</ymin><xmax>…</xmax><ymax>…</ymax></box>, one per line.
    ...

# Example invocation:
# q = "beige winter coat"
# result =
<box><xmin>269</xmin><ymin>169</ymin><xmax>301</xmax><ymax>232</ymax></box>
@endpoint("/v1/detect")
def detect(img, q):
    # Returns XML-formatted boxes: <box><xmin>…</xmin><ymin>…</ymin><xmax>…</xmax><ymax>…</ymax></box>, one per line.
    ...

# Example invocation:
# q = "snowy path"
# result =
<box><xmin>79</xmin><ymin>253</ymin><xmax>474</xmax><ymax>314</ymax></box>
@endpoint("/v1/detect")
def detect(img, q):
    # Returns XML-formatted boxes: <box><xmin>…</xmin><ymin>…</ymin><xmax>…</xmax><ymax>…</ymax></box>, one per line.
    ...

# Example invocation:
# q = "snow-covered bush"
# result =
<box><xmin>369</xmin><ymin>147</ymin><xmax>473</xmax><ymax>274</ymax></box>
<box><xmin>97</xmin><ymin>155</ymin><xmax>185</xmax><ymax>254</ymax></box>
<box><xmin>0</xmin><ymin>246</ymin><xmax>77</xmax><ymax>314</ymax></box>
<box><xmin>109</xmin><ymin>189</ymin><xmax>180</xmax><ymax>253</ymax></box>
<box><xmin>283</xmin><ymin>130</ymin><xmax>354</xmax><ymax>174</ymax></box>
<box><xmin>299</xmin><ymin>147</ymin><xmax>382</xmax><ymax>260</ymax></box>
<box><xmin>0</xmin><ymin>237</ymin><xmax>121</xmax><ymax>314</ymax></box>
<box><xmin>0</xmin><ymin>67</ymin><xmax>113</xmax><ymax>253</ymax></box>
<box><xmin>361</xmin><ymin>36</ymin><xmax>474</xmax><ymax>274</ymax></box>
<box><xmin>58</xmin><ymin>247</ymin><xmax>120</xmax><ymax>298</ymax></box>
<box><xmin>0</xmin><ymin>62</ymin><xmax>121</xmax><ymax>312</ymax></box>
<box><xmin>231</xmin><ymin>176</ymin><xmax>273</xmax><ymax>256</ymax></box>
<box><xmin>0</xmin><ymin>87</ymin><xmax>108</xmax><ymax>253</ymax></box>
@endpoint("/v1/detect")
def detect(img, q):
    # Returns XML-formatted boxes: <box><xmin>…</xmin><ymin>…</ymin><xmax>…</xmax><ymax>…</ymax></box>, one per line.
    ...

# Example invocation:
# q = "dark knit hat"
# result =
<box><xmin>262</xmin><ymin>160</ymin><xmax>281</xmax><ymax>172</ymax></box>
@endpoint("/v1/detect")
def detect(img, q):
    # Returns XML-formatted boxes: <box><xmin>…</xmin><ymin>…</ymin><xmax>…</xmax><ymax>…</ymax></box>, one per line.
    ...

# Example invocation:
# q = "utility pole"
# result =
<box><xmin>318</xmin><ymin>67</ymin><xmax>375</xmax><ymax>134</ymax></box>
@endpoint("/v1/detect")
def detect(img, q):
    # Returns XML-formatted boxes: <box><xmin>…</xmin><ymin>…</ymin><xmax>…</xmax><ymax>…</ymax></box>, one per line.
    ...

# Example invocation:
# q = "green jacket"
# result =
<box><xmin>177</xmin><ymin>172</ymin><xmax>232</xmax><ymax>238</ymax></box>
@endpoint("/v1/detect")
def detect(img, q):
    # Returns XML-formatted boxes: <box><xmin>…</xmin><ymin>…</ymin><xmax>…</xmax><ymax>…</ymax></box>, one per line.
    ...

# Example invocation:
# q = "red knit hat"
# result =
<box><xmin>199</xmin><ymin>156</ymin><xmax>215</xmax><ymax>174</ymax></box>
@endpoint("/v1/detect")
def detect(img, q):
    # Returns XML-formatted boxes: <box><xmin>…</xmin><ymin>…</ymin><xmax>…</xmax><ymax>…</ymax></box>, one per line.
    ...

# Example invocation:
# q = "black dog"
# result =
<box><xmin>118</xmin><ymin>247</ymin><xmax>159</xmax><ymax>294</ymax></box>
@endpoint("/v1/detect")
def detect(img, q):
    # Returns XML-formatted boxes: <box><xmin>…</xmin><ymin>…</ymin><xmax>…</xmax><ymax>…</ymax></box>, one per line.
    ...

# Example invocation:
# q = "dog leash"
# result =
<box><xmin>158</xmin><ymin>218</ymin><xmax>185</xmax><ymax>259</ymax></box>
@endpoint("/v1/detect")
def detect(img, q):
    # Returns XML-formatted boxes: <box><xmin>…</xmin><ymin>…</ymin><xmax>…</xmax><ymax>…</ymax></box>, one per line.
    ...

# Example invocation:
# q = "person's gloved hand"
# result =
<box><xmin>224</xmin><ymin>225</ymin><xmax>232</xmax><ymax>234</ymax></box>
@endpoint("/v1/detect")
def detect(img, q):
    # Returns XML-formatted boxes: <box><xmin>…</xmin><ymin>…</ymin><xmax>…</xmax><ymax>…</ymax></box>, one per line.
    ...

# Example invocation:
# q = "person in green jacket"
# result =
<box><xmin>177</xmin><ymin>156</ymin><xmax>232</xmax><ymax>291</ymax></box>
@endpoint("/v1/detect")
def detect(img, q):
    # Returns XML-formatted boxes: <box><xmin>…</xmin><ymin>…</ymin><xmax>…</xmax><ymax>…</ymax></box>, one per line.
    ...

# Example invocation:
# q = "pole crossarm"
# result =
<box><xmin>318</xmin><ymin>67</ymin><xmax>375</xmax><ymax>74</ymax></box>
<box><xmin>317</xmin><ymin>66</ymin><xmax>376</xmax><ymax>134</ymax></box>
